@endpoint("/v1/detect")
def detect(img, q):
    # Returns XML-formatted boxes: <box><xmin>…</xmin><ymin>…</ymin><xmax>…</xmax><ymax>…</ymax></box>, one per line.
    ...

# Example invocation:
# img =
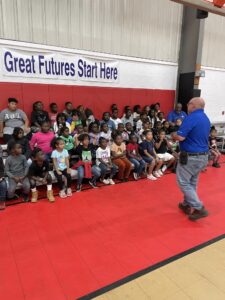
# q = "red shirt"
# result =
<box><xmin>127</xmin><ymin>143</ymin><xmax>139</xmax><ymax>156</ymax></box>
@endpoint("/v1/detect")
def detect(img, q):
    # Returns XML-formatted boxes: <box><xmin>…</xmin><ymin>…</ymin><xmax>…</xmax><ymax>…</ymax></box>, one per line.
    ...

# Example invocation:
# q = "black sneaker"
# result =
<box><xmin>23</xmin><ymin>194</ymin><xmax>30</xmax><ymax>202</ymax></box>
<box><xmin>189</xmin><ymin>208</ymin><xmax>209</xmax><ymax>221</ymax></box>
<box><xmin>178</xmin><ymin>202</ymin><xmax>191</xmax><ymax>215</ymax></box>
<box><xmin>89</xmin><ymin>180</ymin><xmax>98</xmax><ymax>189</ymax></box>
<box><xmin>212</xmin><ymin>162</ymin><xmax>221</xmax><ymax>168</ymax></box>
<box><xmin>76</xmin><ymin>184</ymin><xmax>82</xmax><ymax>192</ymax></box>
<box><xmin>7</xmin><ymin>194</ymin><xmax>20</xmax><ymax>201</ymax></box>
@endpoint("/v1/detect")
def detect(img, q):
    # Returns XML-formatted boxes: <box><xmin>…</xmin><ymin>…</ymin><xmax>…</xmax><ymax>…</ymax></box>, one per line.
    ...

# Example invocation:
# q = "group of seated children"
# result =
<box><xmin>0</xmin><ymin>101</ymin><xmax>221</xmax><ymax>210</ymax></box>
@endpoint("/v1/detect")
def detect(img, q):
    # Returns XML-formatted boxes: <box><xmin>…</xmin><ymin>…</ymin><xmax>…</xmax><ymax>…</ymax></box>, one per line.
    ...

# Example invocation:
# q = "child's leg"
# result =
<box><xmin>0</xmin><ymin>179</ymin><xmax>7</xmax><ymax>210</ymax></box>
<box><xmin>7</xmin><ymin>178</ymin><xmax>17</xmax><ymax>199</ymax></box>
<box><xmin>155</xmin><ymin>159</ymin><xmax>163</xmax><ymax>171</ymax></box>
<box><xmin>99</xmin><ymin>163</ymin><xmax>108</xmax><ymax>180</ymax></box>
<box><xmin>46</xmin><ymin>173</ymin><xmax>55</xmax><ymax>202</ymax></box>
<box><xmin>166</xmin><ymin>156</ymin><xmax>175</xmax><ymax>169</ymax></box>
<box><xmin>62</xmin><ymin>169</ymin><xmax>72</xmax><ymax>188</ymax></box>
<box><xmin>77</xmin><ymin>166</ymin><xmax>84</xmax><ymax>186</ymax></box>
<box><xmin>143</xmin><ymin>157</ymin><xmax>155</xmax><ymax>175</ymax></box>
<box><xmin>137</xmin><ymin>159</ymin><xmax>146</xmax><ymax>176</ymax></box>
<box><xmin>91</xmin><ymin>166</ymin><xmax>101</xmax><ymax>183</ymax></box>
<box><xmin>113</xmin><ymin>158</ymin><xmax>126</xmax><ymax>180</ymax></box>
<box><xmin>21</xmin><ymin>178</ymin><xmax>30</xmax><ymax>202</ymax></box>
<box><xmin>110</xmin><ymin>164</ymin><xmax>118</xmax><ymax>179</ymax></box>
<box><xmin>123</xmin><ymin>158</ymin><xmax>132</xmax><ymax>179</ymax></box>
<box><xmin>30</xmin><ymin>178</ymin><xmax>38</xmax><ymax>203</ymax></box>
<box><xmin>129</xmin><ymin>158</ymin><xmax>140</xmax><ymax>175</ymax></box>
<box><xmin>54</xmin><ymin>171</ymin><xmax>64</xmax><ymax>191</ymax></box>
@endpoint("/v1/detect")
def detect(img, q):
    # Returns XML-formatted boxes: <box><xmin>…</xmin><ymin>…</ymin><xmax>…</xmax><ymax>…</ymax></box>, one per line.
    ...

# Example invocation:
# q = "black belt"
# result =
<box><xmin>187</xmin><ymin>152</ymin><xmax>208</xmax><ymax>156</ymax></box>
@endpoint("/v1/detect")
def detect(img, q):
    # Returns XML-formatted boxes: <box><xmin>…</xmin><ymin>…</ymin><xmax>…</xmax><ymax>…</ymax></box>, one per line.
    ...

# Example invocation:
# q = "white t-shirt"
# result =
<box><xmin>110</xmin><ymin>117</ymin><xmax>122</xmax><ymax>129</ymax></box>
<box><xmin>96</xmin><ymin>146</ymin><xmax>111</xmax><ymax>166</ymax></box>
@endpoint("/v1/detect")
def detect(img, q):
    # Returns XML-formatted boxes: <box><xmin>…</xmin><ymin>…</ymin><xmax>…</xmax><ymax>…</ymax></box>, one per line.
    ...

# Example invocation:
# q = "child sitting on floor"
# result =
<box><xmin>29</xmin><ymin>148</ymin><xmax>55</xmax><ymax>203</ymax></box>
<box><xmin>75</xmin><ymin>134</ymin><xmax>101</xmax><ymax>191</ymax></box>
<box><xmin>154</xmin><ymin>129</ymin><xmax>175</xmax><ymax>175</ymax></box>
<box><xmin>51</xmin><ymin>137</ymin><xmax>72</xmax><ymax>198</ymax></box>
<box><xmin>30</xmin><ymin>121</ymin><xmax>55</xmax><ymax>161</ymax></box>
<box><xmin>209</xmin><ymin>127</ymin><xmax>221</xmax><ymax>168</ymax></box>
<box><xmin>0</xmin><ymin>145</ymin><xmax>7</xmax><ymax>210</ymax></box>
<box><xmin>139</xmin><ymin>130</ymin><xmax>163</xmax><ymax>180</ymax></box>
<box><xmin>111</xmin><ymin>133</ymin><xmax>132</xmax><ymax>182</ymax></box>
<box><xmin>127</xmin><ymin>134</ymin><xmax>146</xmax><ymax>180</ymax></box>
<box><xmin>96</xmin><ymin>137</ymin><xmax>117</xmax><ymax>185</ymax></box>
<box><xmin>5</xmin><ymin>142</ymin><xmax>30</xmax><ymax>202</ymax></box>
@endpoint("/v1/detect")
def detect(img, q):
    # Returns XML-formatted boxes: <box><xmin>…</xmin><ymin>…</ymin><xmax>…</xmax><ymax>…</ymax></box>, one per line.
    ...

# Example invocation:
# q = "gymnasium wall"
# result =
<box><xmin>0</xmin><ymin>0</ymin><xmax>183</xmax><ymax>62</ymax></box>
<box><xmin>0</xmin><ymin>40</ymin><xmax>177</xmax><ymax>119</ymax></box>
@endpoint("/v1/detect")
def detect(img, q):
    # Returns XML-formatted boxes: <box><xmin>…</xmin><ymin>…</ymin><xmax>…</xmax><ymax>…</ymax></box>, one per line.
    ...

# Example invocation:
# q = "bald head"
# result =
<box><xmin>188</xmin><ymin>97</ymin><xmax>205</xmax><ymax>113</ymax></box>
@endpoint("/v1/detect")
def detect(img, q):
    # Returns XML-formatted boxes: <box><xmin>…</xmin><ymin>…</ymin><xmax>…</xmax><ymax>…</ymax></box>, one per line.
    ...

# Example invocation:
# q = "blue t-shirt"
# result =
<box><xmin>140</xmin><ymin>140</ymin><xmax>155</xmax><ymax>156</ymax></box>
<box><xmin>167</xmin><ymin>110</ymin><xmax>187</xmax><ymax>123</ymax></box>
<box><xmin>51</xmin><ymin>149</ymin><xmax>69</xmax><ymax>171</ymax></box>
<box><xmin>100</xmin><ymin>120</ymin><xmax>116</xmax><ymax>131</ymax></box>
<box><xmin>177</xmin><ymin>109</ymin><xmax>210</xmax><ymax>153</ymax></box>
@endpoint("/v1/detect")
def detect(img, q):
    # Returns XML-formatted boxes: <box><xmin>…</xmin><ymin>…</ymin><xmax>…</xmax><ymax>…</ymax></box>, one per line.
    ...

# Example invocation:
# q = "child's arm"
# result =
<box><xmin>155</xmin><ymin>139</ymin><xmax>163</xmax><ymax>149</ymax></box>
<box><xmin>5</xmin><ymin>158</ymin><xmax>19</xmax><ymax>182</ymax></box>
<box><xmin>65</xmin><ymin>156</ymin><xmax>71</xmax><ymax>174</ymax></box>
<box><xmin>98</xmin><ymin>158</ymin><xmax>108</xmax><ymax>166</ymax></box>
<box><xmin>127</xmin><ymin>148</ymin><xmax>137</xmax><ymax>159</ymax></box>
<box><xmin>143</xmin><ymin>149</ymin><xmax>153</xmax><ymax>158</ymax></box>
<box><xmin>111</xmin><ymin>151</ymin><xmax>124</xmax><ymax>159</ymax></box>
<box><xmin>52</xmin><ymin>157</ymin><xmax>62</xmax><ymax>175</ymax></box>
<box><xmin>29</xmin><ymin>133</ymin><xmax>37</xmax><ymax>150</ymax></box>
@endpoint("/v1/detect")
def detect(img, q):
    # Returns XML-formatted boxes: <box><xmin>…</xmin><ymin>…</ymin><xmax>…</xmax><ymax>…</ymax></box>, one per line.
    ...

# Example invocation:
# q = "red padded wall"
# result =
<box><xmin>0</xmin><ymin>82</ymin><xmax>175</xmax><ymax>119</ymax></box>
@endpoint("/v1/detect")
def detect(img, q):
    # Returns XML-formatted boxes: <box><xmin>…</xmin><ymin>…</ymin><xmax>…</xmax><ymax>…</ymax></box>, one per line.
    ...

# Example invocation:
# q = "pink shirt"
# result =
<box><xmin>30</xmin><ymin>131</ymin><xmax>55</xmax><ymax>154</ymax></box>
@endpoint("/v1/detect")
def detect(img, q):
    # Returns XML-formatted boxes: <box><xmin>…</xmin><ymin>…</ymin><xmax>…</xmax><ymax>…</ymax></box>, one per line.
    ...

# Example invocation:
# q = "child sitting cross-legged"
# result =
<box><xmin>51</xmin><ymin>137</ymin><xmax>72</xmax><ymax>198</ymax></box>
<box><xmin>154</xmin><ymin>129</ymin><xmax>175</xmax><ymax>175</ymax></box>
<box><xmin>111</xmin><ymin>133</ymin><xmax>132</xmax><ymax>182</ymax></box>
<box><xmin>75</xmin><ymin>134</ymin><xmax>101</xmax><ymax>192</ymax></box>
<box><xmin>127</xmin><ymin>134</ymin><xmax>146</xmax><ymax>180</ymax></box>
<box><xmin>5</xmin><ymin>142</ymin><xmax>30</xmax><ymax>202</ymax></box>
<box><xmin>29</xmin><ymin>148</ymin><xmax>55</xmax><ymax>203</ymax></box>
<box><xmin>139</xmin><ymin>130</ymin><xmax>163</xmax><ymax>180</ymax></box>
<box><xmin>96</xmin><ymin>137</ymin><xmax>117</xmax><ymax>185</ymax></box>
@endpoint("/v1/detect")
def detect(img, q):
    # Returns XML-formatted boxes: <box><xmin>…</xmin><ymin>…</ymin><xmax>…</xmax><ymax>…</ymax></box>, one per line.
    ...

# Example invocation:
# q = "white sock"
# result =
<box><xmin>47</xmin><ymin>184</ymin><xmax>52</xmax><ymax>191</ymax></box>
<box><xmin>31</xmin><ymin>187</ymin><xmax>37</xmax><ymax>192</ymax></box>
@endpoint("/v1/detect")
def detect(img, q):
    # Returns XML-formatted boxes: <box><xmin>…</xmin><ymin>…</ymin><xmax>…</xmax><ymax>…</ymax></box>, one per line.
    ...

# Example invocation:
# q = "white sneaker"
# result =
<box><xmin>153</xmin><ymin>171</ymin><xmax>161</xmax><ymax>178</ymax></box>
<box><xmin>109</xmin><ymin>179</ymin><xmax>115</xmax><ymax>185</ymax></box>
<box><xmin>67</xmin><ymin>188</ymin><xmax>72</xmax><ymax>197</ymax></box>
<box><xmin>158</xmin><ymin>170</ymin><xmax>163</xmax><ymax>176</ymax></box>
<box><xmin>133</xmin><ymin>172</ymin><xmax>138</xmax><ymax>180</ymax></box>
<box><xmin>59</xmin><ymin>190</ymin><xmax>67</xmax><ymax>198</ymax></box>
<box><xmin>102</xmin><ymin>179</ymin><xmax>110</xmax><ymax>185</ymax></box>
<box><xmin>147</xmin><ymin>174</ymin><xmax>157</xmax><ymax>180</ymax></box>
<box><xmin>162</xmin><ymin>165</ymin><xmax>167</xmax><ymax>173</ymax></box>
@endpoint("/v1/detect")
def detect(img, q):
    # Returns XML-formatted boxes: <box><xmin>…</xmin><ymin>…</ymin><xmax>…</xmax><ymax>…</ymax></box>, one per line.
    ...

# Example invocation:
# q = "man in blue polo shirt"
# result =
<box><xmin>174</xmin><ymin>98</ymin><xmax>210</xmax><ymax>221</ymax></box>
<box><xmin>168</xmin><ymin>103</ymin><xmax>187</xmax><ymax>125</ymax></box>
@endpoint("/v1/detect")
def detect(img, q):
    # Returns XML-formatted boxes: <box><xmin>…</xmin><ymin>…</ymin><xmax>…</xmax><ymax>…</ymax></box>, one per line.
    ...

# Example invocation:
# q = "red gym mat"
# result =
<box><xmin>0</xmin><ymin>166</ymin><xmax>225</xmax><ymax>300</ymax></box>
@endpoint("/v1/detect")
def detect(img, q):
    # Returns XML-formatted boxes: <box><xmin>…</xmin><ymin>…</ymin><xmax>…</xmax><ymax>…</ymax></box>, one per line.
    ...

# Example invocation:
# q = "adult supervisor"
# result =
<box><xmin>174</xmin><ymin>97</ymin><xmax>210</xmax><ymax>221</ymax></box>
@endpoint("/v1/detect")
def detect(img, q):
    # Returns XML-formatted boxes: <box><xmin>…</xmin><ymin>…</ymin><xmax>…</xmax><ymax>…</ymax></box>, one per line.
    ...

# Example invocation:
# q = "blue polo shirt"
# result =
<box><xmin>168</xmin><ymin>110</ymin><xmax>187</xmax><ymax>123</ymax></box>
<box><xmin>177</xmin><ymin>109</ymin><xmax>210</xmax><ymax>153</ymax></box>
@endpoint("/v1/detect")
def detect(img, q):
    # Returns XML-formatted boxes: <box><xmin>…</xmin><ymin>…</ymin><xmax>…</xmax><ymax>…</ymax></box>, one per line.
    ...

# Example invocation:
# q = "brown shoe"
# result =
<box><xmin>178</xmin><ymin>202</ymin><xmax>191</xmax><ymax>215</ymax></box>
<box><xmin>31</xmin><ymin>191</ymin><xmax>38</xmax><ymax>203</ymax></box>
<box><xmin>189</xmin><ymin>208</ymin><xmax>208</xmax><ymax>221</ymax></box>
<box><xmin>47</xmin><ymin>190</ymin><xmax>55</xmax><ymax>202</ymax></box>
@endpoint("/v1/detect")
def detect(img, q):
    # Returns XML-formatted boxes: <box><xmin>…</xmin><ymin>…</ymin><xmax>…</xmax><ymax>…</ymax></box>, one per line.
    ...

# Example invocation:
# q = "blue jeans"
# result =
<box><xmin>0</xmin><ymin>179</ymin><xmax>7</xmax><ymax>202</ymax></box>
<box><xmin>77</xmin><ymin>165</ymin><xmax>101</xmax><ymax>185</ymax></box>
<box><xmin>98</xmin><ymin>163</ymin><xmax>118</xmax><ymax>178</ymax></box>
<box><xmin>129</xmin><ymin>158</ymin><xmax>146</xmax><ymax>175</ymax></box>
<box><xmin>176</xmin><ymin>154</ymin><xmax>208</xmax><ymax>210</ymax></box>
